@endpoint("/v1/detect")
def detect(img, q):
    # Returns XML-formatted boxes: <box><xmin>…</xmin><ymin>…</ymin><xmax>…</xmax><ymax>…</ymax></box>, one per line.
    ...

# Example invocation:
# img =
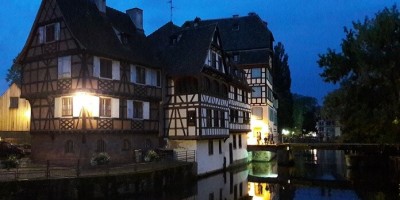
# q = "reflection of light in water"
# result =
<box><xmin>248</xmin><ymin>182</ymin><xmax>273</xmax><ymax>200</ymax></box>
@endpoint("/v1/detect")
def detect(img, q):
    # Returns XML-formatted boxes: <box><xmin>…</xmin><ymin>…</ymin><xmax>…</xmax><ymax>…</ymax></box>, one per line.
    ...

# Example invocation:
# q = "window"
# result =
<box><xmin>136</xmin><ymin>66</ymin><xmax>146</xmax><ymax>84</ymax></box>
<box><xmin>252</xmin><ymin>68</ymin><xmax>262</xmax><ymax>78</ymax></box>
<box><xmin>100</xmin><ymin>98</ymin><xmax>111</xmax><ymax>117</ymax></box>
<box><xmin>234</xmin><ymin>110</ymin><xmax>239</xmax><ymax>123</ymax></box>
<box><xmin>9</xmin><ymin>97</ymin><xmax>18</xmax><ymax>109</ymax></box>
<box><xmin>39</xmin><ymin>23</ymin><xmax>60</xmax><ymax>44</ymax></box>
<box><xmin>187</xmin><ymin>110</ymin><xmax>196</xmax><ymax>126</ymax></box>
<box><xmin>252</xmin><ymin>86</ymin><xmax>262</xmax><ymax>98</ymax></box>
<box><xmin>62</xmin><ymin>97</ymin><xmax>73</xmax><ymax>117</ymax></box>
<box><xmin>234</xmin><ymin>87</ymin><xmax>238</xmax><ymax>100</ymax></box>
<box><xmin>220</xmin><ymin>111</ymin><xmax>225</xmax><ymax>128</ymax></box>
<box><xmin>233</xmin><ymin>54</ymin><xmax>239</xmax><ymax>62</ymax></box>
<box><xmin>148</xmin><ymin>69</ymin><xmax>161</xmax><ymax>87</ymax></box>
<box><xmin>211</xmin><ymin>52</ymin><xmax>217</xmax><ymax>68</ymax></box>
<box><xmin>58</xmin><ymin>56</ymin><xmax>71</xmax><ymax>79</ymax></box>
<box><xmin>214</xmin><ymin>110</ymin><xmax>219</xmax><ymax>127</ymax></box>
<box><xmin>97</xmin><ymin>139</ymin><xmax>106</xmax><ymax>152</ymax></box>
<box><xmin>238</xmin><ymin>135</ymin><xmax>242</xmax><ymax>148</ymax></box>
<box><xmin>122</xmin><ymin>139</ymin><xmax>131</xmax><ymax>151</ymax></box>
<box><xmin>233</xmin><ymin>135</ymin><xmax>237</xmax><ymax>149</ymax></box>
<box><xmin>219</xmin><ymin>140</ymin><xmax>222</xmax><ymax>154</ymax></box>
<box><xmin>65</xmin><ymin>140</ymin><xmax>74</xmax><ymax>153</ymax></box>
<box><xmin>252</xmin><ymin>107</ymin><xmax>263</xmax><ymax>120</ymax></box>
<box><xmin>133</xmin><ymin>101</ymin><xmax>144</xmax><ymax>119</ymax></box>
<box><xmin>206</xmin><ymin>109</ymin><xmax>212</xmax><ymax>127</ymax></box>
<box><xmin>100</xmin><ymin>58</ymin><xmax>112</xmax><ymax>79</ymax></box>
<box><xmin>230</xmin><ymin>109</ymin><xmax>235</xmax><ymax>123</ymax></box>
<box><xmin>221</xmin><ymin>84</ymin><xmax>228</xmax><ymax>98</ymax></box>
<box><xmin>208</xmin><ymin>140</ymin><xmax>213</xmax><ymax>155</ymax></box>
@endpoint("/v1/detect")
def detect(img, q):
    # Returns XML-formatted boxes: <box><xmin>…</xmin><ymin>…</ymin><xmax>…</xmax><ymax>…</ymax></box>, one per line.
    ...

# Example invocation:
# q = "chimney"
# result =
<box><xmin>126</xmin><ymin>8</ymin><xmax>144</xmax><ymax>33</ymax></box>
<box><xmin>232</xmin><ymin>14</ymin><xmax>239</xmax><ymax>18</ymax></box>
<box><xmin>248</xmin><ymin>12</ymin><xmax>256</xmax><ymax>16</ymax></box>
<box><xmin>89</xmin><ymin>0</ymin><xmax>106</xmax><ymax>13</ymax></box>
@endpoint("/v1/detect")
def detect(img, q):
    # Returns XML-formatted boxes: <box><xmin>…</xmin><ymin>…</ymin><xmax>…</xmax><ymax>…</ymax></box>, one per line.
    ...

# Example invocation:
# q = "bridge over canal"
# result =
<box><xmin>247</xmin><ymin>143</ymin><xmax>400</xmax><ymax>166</ymax></box>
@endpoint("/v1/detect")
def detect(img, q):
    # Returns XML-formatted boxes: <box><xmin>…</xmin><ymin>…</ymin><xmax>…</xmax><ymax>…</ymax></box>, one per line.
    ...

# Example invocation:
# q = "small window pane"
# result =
<box><xmin>252</xmin><ymin>107</ymin><xmax>263</xmax><ymax>120</ymax></box>
<box><xmin>251</xmin><ymin>68</ymin><xmax>262</xmax><ymax>78</ymax></box>
<box><xmin>100</xmin><ymin>59</ymin><xmax>112</xmax><ymax>79</ymax></box>
<box><xmin>187</xmin><ymin>110</ymin><xmax>196</xmax><ymax>126</ymax></box>
<box><xmin>9</xmin><ymin>97</ymin><xmax>19</xmax><ymax>109</ymax></box>
<box><xmin>62</xmin><ymin>97</ymin><xmax>73</xmax><ymax>117</ymax></box>
<box><xmin>100</xmin><ymin>98</ymin><xmax>111</xmax><ymax>117</ymax></box>
<box><xmin>45</xmin><ymin>24</ymin><xmax>55</xmax><ymax>42</ymax></box>
<box><xmin>252</xmin><ymin>87</ymin><xmax>262</xmax><ymax>98</ymax></box>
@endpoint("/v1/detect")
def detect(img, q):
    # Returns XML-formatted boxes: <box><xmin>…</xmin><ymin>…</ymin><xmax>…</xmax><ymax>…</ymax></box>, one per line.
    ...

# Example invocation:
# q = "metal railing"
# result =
<box><xmin>0</xmin><ymin>150</ymin><xmax>196</xmax><ymax>182</ymax></box>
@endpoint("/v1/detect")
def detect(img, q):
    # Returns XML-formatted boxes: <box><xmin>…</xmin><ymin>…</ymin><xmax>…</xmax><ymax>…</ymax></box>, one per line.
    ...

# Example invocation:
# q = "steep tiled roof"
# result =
<box><xmin>182</xmin><ymin>15</ymin><xmax>274</xmax><ymax>51</ymax></box>
<box><xmin>56</xmin><ymin>0</ymin><xmax>158</xmax><ymax>68</ymax></box>
<box><xmin>149</xmin><ymin>23</ymin><xmax>217</xmax><ymax>77</ymax></box>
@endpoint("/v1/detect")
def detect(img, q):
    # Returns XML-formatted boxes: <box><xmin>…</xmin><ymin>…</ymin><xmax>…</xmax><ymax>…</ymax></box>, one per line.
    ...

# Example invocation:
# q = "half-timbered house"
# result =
<box><xmin>17</xmin><ymin>0</ymin><xmax>162</xmax><ymax>165</ymax></box>
<box><xmin>149</xmin><ymin>21</ymin><xmax>251</xmax><ymax>175</ymax></box>
<box><xmin>183</xmin><ymin>14</ymin><xmax>277</xmax><ymax>145</ymax></box>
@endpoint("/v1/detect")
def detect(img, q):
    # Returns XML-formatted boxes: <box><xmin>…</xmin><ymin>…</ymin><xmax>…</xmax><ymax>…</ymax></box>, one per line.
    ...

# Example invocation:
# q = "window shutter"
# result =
<box><xmin>54</xmin><ymin>97</ymin><xmax>61</xmax><ymax>118</ymax></box>
<box><xmin>58</xmin><ymin>56</ymin><xmax>71</xmax><ymax>79</ymax></box>
<box><xmin>64</xmin><ymin>56</ymin><xmax>71</xmax><ymax>78</ymax></box>
<box><xmin>91</xmin><ymin>96</ymin><xmax>100</xmax><ymax>117</ymax></box>
<box><xmin>93</xmin><ymin>56</ymin><xmax>100</xmax><ymax>77</ymax></box>
<box><xmin>145</xmin><ymin>68</ymin><xmax>151</xmax><ymax>85</ymax></box>
<box><xmin>55</xmin><ymin>22</ymin><xmax>60</xmax><ymax>41</ymax></box>
<box><xmin>72</xmin><ymin>96</ymin><xmax>81</xmax><ymax>117</ymax></box>
<box><xmin>112</xmin><ymin>61</ymin><xmax>120</xmax><ymax>80</ymax></box>
<box><xmin>127</xmin><ymin>100</ymin><xmax>133</xmax><ymax>119</ymax></box>
<box><xmin>38</xmin><ymin>26</ymin><xmax>44</xmax><ymax>44</ymax></box>
<box><xmin>143</xmin><ymin>102</ymin><xmax>150</xmax><ymax>120</ymax></box>
<box><xmin>130</xmin><ymin>65</ymin><xmax>136</xmax><ymax>83</ymax></box>
<box><xmin>111</xmin><ymin>98</ymin><xmax>119</xmax><ymax>118</ymax></box>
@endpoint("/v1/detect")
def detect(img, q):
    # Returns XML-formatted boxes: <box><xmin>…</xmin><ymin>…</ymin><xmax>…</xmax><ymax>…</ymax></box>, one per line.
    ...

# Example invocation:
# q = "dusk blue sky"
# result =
<box><xmin>0</xmin><ymin>0</ymin><xmax>398</xmax><ymax>104</ymax></box>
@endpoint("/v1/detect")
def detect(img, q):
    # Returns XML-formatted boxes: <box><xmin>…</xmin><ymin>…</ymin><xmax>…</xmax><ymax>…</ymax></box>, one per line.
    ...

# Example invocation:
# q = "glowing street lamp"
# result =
<box><xmin>282</xmin><ymin>129</ymin><xmax>289</xmax><ymax>143</ymax></box>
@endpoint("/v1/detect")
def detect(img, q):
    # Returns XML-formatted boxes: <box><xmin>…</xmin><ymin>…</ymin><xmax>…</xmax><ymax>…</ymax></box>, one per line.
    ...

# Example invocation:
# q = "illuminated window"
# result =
<box><xmin>100</xmin><ymin>98</ymin><xmax>111</xmax><ymax>117</ymax></box>
<box><xmin>100</xmin><ymin>58</ymin><xmax>112</xmax><ymax>79</ymax></box>
<box><xmin>62</xmin><ymin>97</ymin><xmax>73</xmax><ymax>117</ymax></box>
<box><xmin>187</xmin><ymin>110</ymin><xmax>196</xmax><ymax>126</ymax></box>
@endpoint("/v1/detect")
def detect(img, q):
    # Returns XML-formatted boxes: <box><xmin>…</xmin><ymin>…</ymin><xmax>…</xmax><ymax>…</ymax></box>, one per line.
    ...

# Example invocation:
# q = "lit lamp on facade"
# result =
<box><xmin>73</xmin><ymin>92</ymin><xmax>95</xmax><ymax>117</ymax></box>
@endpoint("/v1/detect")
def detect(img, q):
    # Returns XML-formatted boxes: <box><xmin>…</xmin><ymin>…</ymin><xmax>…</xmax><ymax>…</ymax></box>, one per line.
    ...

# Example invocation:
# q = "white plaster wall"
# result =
<box><xmin>197</xmin><ymin>140</ymin><xmax>224</xmax><ymax>175</ymax></box>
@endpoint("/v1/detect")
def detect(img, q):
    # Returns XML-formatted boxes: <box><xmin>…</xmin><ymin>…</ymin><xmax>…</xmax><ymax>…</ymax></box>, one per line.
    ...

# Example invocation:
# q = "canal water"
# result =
<box><xmin>1</xmin><ymin>150</ymin><xmax>399</xmax><ymax>199</ymax></box>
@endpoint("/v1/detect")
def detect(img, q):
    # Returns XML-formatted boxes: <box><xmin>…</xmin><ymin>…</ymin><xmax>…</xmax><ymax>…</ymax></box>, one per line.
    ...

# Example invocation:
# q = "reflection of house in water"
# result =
<box><xmin>0</xmin><ymin>83</ymin><xmax>31</xmax><ymax>144</ymax></box>
<box><xmin>191</xmin><ymin>169</ymin><xmax>249</xmax><ymax>200</ymax></box>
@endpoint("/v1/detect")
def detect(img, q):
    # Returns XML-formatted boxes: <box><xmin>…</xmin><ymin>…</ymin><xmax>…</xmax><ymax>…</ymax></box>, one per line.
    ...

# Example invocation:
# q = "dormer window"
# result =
<box><xmin>38</xmin><ymin>22</ymin><xmax>60</xmax><ymax>44</ymax></box>
<box><xmin>233</xmin><ymin>54</ymin><xmax>240</xmax><ymax>62</ymax></box>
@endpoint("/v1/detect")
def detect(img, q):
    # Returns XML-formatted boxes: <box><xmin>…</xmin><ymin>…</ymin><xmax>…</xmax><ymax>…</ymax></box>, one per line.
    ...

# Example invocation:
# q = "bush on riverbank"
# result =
<box><xmin>1</xmin><ymin>155</ymin><xmax>20</xmax><ymax>170</ymax></box>
<box><xmin>90</xmin><ymin>153</ymin><xmax>110</xmax><ymax>166</ymax></box>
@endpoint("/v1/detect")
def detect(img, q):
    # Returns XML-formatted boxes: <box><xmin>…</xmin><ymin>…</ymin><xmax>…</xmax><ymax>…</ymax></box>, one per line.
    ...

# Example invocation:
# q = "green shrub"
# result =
<box><xmin>144</xmin><ymin>150</ymin><xmax>159</xmax><ymax>162</ymax></box>
<box><xmin>90</xmin><ymin>152</ymin><xmax>110</xmax><ymax>166</ymax></box>
<box><xmin>2</xmin><ymin>155</ymin><xmax>20</xmax><ymax>170</ymax></box>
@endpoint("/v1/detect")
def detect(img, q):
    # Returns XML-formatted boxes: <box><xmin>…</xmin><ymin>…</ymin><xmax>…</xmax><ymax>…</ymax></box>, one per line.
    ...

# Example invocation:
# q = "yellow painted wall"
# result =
<box><xmin>0</xmin><ymin>83</ymin><xmax>30</xmax><ymax>131</ymax></box>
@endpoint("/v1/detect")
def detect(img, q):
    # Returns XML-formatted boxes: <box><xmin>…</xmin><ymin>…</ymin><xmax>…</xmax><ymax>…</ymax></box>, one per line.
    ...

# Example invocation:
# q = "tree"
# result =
<box><xmin>272</xmin><ymin>42</ymin><xmax>293</xmax><ymax>133</ymax></box>
<box><xmin>318</xmin><ymin>5</ymin><xmax>400</xmax><ymax>143</ymax></box>
<box><xmin>6</xmin><ymin>56</ymin><xmax>22</xmax><ymax>86</ymax></box>
<box><xmin>292</xmin><ymin>94</ymin><xmax>318</xmax><ymax>135</ymax></box>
